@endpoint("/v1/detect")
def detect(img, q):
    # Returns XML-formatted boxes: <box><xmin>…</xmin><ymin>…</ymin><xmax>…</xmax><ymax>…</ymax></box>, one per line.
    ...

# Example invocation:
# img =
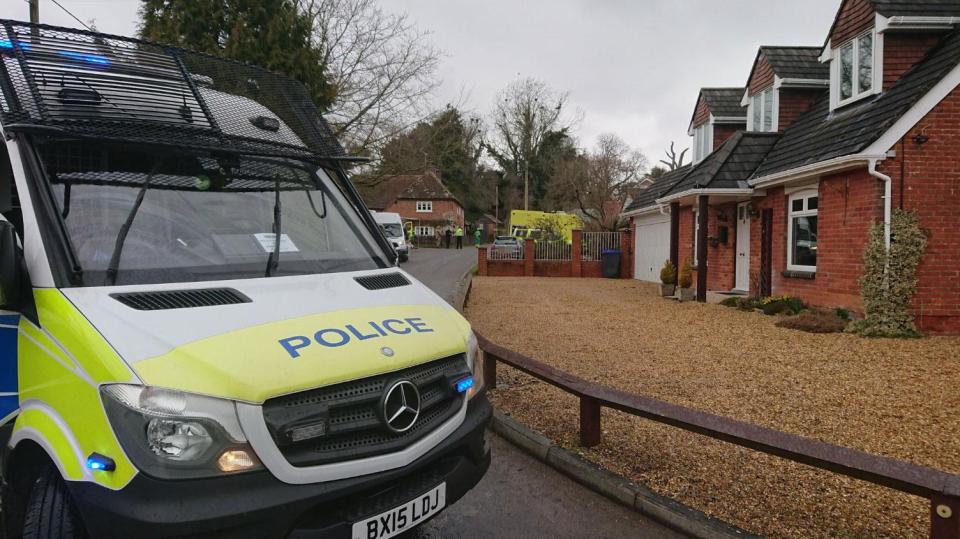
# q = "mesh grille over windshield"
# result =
<box><xmin>0</xmin><ymin>20</ymin><xmax>346</xmax><ymax>163</ymax></box>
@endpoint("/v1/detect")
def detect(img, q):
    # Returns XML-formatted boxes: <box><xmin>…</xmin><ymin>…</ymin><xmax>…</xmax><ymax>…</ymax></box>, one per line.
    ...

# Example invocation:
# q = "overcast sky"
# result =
<box><xmin>17</xmin><ymin>0</ymin><xmax>841</xmax><ymax>165</ymax></box>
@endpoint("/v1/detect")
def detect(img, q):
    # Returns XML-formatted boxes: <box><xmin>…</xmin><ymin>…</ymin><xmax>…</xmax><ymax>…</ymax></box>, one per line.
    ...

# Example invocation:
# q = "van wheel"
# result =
<box><xmin>21</xmin><ymin>466</ymin><xmax>87</xmax><ymax>539</ymax></box>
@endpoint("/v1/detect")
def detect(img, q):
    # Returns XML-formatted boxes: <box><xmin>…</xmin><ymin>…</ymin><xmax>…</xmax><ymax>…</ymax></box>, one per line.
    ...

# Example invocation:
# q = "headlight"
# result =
<box><xmin>101</xmin><ymin>384</ymin><xmax>262</xmax><ymax>479</ymax></box>
<box><xmin>465</xmin><ymin>331</ymin><xmax>484</xmax><ymax>399</ymax></box>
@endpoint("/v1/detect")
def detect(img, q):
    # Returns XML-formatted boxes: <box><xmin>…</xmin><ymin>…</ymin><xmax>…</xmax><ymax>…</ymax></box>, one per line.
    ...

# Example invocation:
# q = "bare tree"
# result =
<box><xmin>486</xmin><ymin>77</ymin><xmax>580</xmax><ymax>210</ymax></box>
<box><xmin>558</xmin><ymin>134</ymin><xmax>648</xmax><ymax>231</ymax></box>
<box><xmin>308</xmin><ymin>0</ymin><xmax>441</xmax><ymax>155</ymax></box>
<box><xmin>659</xmin><ymin>141</ymin><xmax>689</xmax><ymax>170</ymax></box>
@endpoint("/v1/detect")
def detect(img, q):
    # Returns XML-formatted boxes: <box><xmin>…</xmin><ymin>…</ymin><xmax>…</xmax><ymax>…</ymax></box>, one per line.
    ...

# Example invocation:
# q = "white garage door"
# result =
<box><xmin>634</xmin><ymin>213</ymin><xmax>671</xmax><ymax>283</ymax></box>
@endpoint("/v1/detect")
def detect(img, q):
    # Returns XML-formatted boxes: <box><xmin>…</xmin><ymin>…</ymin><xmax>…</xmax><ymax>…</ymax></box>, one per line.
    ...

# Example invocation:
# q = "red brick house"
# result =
<box><xmin>625</xmin><ymin>0</ymin><xmax>960</xmax><ymax>334</ymax></box>
<box><xmin>363</xmin><ymin>170</ymin><xmax>465</xmax><ymax>241</ymax></box>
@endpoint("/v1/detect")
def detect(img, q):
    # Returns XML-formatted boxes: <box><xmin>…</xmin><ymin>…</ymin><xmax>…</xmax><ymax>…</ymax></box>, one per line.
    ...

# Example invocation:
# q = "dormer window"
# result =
<box><xmin>692</xmin><ymin>124</ymin><xmax>712</xmax><ymax>163</ymax></box>
<box><xmin>748</xmin><ymin>87</ymin><xmax>776</xmax><ymax>132</ymax></box>
<box><xmin>831</xmin><ymin>29</ymin><xmax>881</xmax><ymax>109</ymax></box>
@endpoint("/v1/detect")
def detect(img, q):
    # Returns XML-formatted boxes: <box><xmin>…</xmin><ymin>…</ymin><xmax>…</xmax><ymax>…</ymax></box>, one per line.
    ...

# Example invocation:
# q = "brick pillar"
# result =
<box><xmin>669</xmin><ymin>202</ymin><xmax>680</xmax><ymax>271</ymax></box>
<box><xmin>524</xmin><ymin>238</ymin><xmax>535</xmax><ymax>277</ymax></box>
<box><xmin>696</xmin><ymin>195</ymin><xmax>709</xmax><ymax>302</ymax></box>
<box><xmin>478</xmin><ymin>246</ymin><xmax>488</xmax><ymax>276</ymax></box>
<box><xmin>619</xmin><ymin>229</ymin><xmax>632</xmax><ymax>279</ymax></box>
<box><xmin>571</xmin><ymin>230</ymin><xmax>582</xmax><ymax>278</ymax></box>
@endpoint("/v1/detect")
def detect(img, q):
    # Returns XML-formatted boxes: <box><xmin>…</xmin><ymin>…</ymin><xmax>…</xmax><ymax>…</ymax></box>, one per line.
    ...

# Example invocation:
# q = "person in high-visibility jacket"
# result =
<box><xmin>455</xmin><ymin>226</ymin><xmax>464</xmax><ymax>249</ymax></box>
<box><xmin>474</xmin><ymin>227</ymin><xmax>481</xmax><ymax>247</ymax></box>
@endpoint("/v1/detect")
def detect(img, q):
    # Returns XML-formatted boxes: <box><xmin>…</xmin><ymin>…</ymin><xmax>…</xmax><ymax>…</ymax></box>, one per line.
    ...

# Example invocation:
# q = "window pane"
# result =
<box><xmin>792</xmin><ymin>216</ymin><xmax>818</xmax><ymax>267</ymax></box>
<box><xmin>792</xmin><ymin>199</ymin><xmax>804</xmax><ymax>212</ymax></box>
<box><xmin>752</xmin><ymin>94</ymin><xmax>761</xmax><ymax>129</ymax></box>
<box><xmin>763</xmin><ymin>89</ymin><xmax>774</xmax><ymax>131</ymax></box>
<box><xmin>858</xmin><ymin>34</ymin><xmax>873</xmax><ymax>93</ymax></box>
<box><xmin>807</xmin><ymin>196</ymin><xmax>818</xmax><ymax>210</ymax></box>
<box><xmin>840</xmin><ymin>44</ymin><xmax>853</xmax><ymax>100</ymax></box>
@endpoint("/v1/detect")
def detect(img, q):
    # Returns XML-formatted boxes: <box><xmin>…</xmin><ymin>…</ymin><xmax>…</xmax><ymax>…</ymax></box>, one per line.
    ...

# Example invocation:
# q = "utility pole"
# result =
<box><xmin>523</xmin><ymin>160</ymin><xmax>529</xmax><ymax>210</ymax></box>
<box><xmin>29</xmin><ymin>0</ymin><xmax>39</xmax><ymax>24</ymax></box>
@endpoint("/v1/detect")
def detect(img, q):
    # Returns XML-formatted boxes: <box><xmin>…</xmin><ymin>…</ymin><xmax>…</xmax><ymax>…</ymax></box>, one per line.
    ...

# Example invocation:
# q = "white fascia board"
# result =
<box><xmin>740</xmin><ymin>88</ymin><xmax>750</xmax><ymax>107</ymax></box>
<box><xmin>864</xmin><ymin>58</ymin><xmax>960</xmax><ymax>154</ymax></box>
<box><xmin>655</xmin><ymin>188</ymin><xmax>754</xmax><ymax>205</ymax></box>
<box><xmin>748</xmin><ymin>153</ymin><xmax>887</xmax><ymax>189</ymax></box>
<box><xmin>878</xmin><ymin>13</ymin><xmax>960</xmax><ymax>32</ymax></box>
<box><xmin>622</xmin><ymin>205</ymin><xmax>664</xmax><ymax>218</ymax></box>
<box><xmin>713</xmin><ymin>115</ymin><xmax>747</xmax><ymax>124</ymax></box>
<box><xmin>776</xmin><ymin>78</ymin><xmax>829</xmax><ymax>89</ymax></box>
<box><xmin>819</xmin><ymin>40</ymin><xmax>832</xmax><ymax>63</ymax></box>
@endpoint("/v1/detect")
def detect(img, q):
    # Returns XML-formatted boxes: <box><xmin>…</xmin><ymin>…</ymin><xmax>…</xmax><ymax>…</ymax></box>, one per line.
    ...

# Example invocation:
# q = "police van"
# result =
<box><xmin>370</xmin><ymin>212</ymin><xmax>409</xmax><ymax>263</ymax></box>
<box><xmin>0</xmin><ymin>20</ymin><xmax>490</xmax><ymax>538</ymax></box>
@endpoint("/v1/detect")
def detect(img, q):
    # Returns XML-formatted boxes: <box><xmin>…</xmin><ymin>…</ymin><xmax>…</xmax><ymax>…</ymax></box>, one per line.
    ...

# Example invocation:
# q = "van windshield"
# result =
<box><xmin>379</xmin><ymin>223</ymin><xmax>404</xmax><ymax>238</ymax></box>
<box><xmin>37</xmin><ymin>141</ymin><xmax>387</xmax><ymax>286</ymax></box>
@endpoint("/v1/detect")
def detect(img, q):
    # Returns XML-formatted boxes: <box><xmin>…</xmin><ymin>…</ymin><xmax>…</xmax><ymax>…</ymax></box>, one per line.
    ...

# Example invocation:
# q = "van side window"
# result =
<box><xmin>0</xmin><ymin>142</ymin><xmax>22</xmax><ymax>238</ymax></box>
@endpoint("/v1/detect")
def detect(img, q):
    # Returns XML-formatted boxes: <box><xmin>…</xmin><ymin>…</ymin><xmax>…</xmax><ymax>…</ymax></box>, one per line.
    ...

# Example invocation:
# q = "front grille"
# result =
<box><xmin>262</xmin><ymin>355</ymin><xmax>469</xmax><ymax>467</ymax></box>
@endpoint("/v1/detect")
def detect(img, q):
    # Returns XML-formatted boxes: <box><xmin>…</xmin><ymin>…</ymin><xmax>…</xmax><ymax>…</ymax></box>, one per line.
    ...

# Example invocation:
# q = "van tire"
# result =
<box><xmin>21</xmin><ymin>466</ymin><xmax>87</xmax><ymax>539</ymax></box>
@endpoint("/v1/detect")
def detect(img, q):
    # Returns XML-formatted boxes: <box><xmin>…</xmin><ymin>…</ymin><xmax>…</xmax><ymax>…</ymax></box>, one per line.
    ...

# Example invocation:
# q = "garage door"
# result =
<box><xmin>634</xmin><ymin>213</ymin><xmax>671</xmax><ymax>283</ymax></box>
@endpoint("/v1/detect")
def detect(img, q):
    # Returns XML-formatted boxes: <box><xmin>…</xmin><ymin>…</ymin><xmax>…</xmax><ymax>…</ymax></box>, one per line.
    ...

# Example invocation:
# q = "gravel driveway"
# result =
<box><xmin>466</xmin><ymin>277</ymin><xmax>960</xmax><ymax>538</ymax></box>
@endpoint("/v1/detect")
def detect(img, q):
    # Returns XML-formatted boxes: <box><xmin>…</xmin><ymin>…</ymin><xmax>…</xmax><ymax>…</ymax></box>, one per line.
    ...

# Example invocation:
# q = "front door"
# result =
<box><xmin>735</xmin><ymin>203</ymin><xmax>751</xmax><ymax>292</ymax></box>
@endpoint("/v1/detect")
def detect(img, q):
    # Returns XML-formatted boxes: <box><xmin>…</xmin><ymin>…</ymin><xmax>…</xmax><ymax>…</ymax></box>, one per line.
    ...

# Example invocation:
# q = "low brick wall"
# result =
<box><xmin>479</xmin><ymin>230</ymin><xmax>633</xmax><ymax>280</ymax></box>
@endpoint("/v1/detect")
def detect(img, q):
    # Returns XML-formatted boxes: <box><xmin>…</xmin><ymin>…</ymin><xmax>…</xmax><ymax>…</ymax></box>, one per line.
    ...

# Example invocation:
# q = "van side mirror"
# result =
<box><xmin>0</xmin><ymin>220</ymin><xmax>25</xmax><ymax>309</ymax></box>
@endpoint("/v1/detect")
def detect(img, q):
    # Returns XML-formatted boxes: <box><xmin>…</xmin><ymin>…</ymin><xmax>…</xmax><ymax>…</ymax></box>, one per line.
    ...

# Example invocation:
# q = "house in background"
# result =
<box><xmin>473</xmin><ymin>214</ymin><xmax>502</xmax><ymax>243</ymax></box>
<box><xmin>362</xmin><ymin>169</ymin><xmax>464</xmax><ymax>240</ymax></box>
<box><xmin>624</xmin><ymin>0</ymin><xmax>960</xmax><ymax>333</ymax></box>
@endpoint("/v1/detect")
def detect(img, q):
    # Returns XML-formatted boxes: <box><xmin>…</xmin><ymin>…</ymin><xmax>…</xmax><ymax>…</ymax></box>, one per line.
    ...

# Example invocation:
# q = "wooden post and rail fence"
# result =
<box><xmin>476</xmin><ymin>333</ymin><xmax>960</xmax><ymax>538</ymax></box>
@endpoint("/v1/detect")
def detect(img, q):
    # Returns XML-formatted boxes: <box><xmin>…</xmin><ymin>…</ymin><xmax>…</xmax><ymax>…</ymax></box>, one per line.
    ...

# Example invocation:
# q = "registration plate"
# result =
<box><xmin>352</xmin><ymin>483</ymin><xmax>446</xmax><ymax>539</ymax></box>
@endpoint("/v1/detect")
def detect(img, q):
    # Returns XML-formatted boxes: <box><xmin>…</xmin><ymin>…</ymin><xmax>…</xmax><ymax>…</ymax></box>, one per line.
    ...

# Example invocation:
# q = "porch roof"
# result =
<box><xmin>657</xmin><ymin>132</ymin><xmax>780</xmax><ymax>203</ymax></box>
<box><xmin>622</xmin><ymin>164</ymin><xmax>691</xmax><ymax>215</ymax></box>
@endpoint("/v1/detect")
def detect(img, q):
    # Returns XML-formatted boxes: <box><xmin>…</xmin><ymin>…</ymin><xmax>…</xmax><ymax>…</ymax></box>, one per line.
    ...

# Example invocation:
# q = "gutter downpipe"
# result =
<box><xmin>868</xmin><ymin>158</ymin><xmax>892</xmax><ymax>250</ymax></box>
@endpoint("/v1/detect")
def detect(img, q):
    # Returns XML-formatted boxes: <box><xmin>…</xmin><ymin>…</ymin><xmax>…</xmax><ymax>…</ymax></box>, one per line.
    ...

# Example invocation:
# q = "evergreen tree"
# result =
<box><xmin>139</xmin><ymin>0</ymin><xmax>335</xmax><ymax>110</ymax></box>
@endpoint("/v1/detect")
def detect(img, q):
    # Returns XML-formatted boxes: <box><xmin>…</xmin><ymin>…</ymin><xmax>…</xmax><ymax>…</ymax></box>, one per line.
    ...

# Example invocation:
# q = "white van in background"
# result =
<box><xmin>372</xmin><ymin>211</ymin><xmax>410</xmax><ymax>262</ymax></box>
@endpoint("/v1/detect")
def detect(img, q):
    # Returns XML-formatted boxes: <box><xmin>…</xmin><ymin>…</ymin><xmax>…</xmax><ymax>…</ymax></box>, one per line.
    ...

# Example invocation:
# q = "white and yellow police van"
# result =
<box><xmin>0</xmin><ymin>20</ymin><xmax>490</xmax><ymax>538</ymax></box>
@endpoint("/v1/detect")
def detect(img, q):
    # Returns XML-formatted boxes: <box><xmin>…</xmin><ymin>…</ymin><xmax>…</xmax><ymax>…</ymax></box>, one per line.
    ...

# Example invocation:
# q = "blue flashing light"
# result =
<box><xmin>455</xmin><ymin>376</ymin><xmax>475</xmax><ymax>394</ymax></box>
<box><xmin>58</xmin><ymin>50</ymin><xmax>110</xmax><ymax>66</ymax></box>
<box><xmin>0</xmin><ymin>40</ymin><xmax>31</xmax><ymax>51</ymax></box>
<box><xmin>86</xmin><ymin>452</ymin><xmax>115</xmax><ymax>472</ymax></box>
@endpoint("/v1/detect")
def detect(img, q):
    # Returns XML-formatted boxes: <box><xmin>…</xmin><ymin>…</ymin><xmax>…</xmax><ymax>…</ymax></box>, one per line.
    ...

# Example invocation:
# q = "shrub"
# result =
<box><xmin>776</xmin><ymin>310</ymin><xmax>849</xmax><ymax>333</ymax></box>
<box><xmin>834</xmin><ymin>307</ymin><xmax>851</xmax><ymax>321</ymax></box>
<box><xmin>720</xmin><ymin>297</ymin><xmax>759</xmax><ymax>311</ymax></box>
<box><xmin>847</xmin><ymin>210</ymin><xmax>927</xmax><ymax>338</ymax></box>
<box><xmin>678</xmin><ymin>259</ymin><xmax>693</xmax><ymax>289</ymax></box>
<box><xmin>759</xmin><ymin>295</ymin><xmax>804</xmax><ymax>316</ymax></box>
<box><xmin>659</xmin><ymin>260</ymin><xmax>677</xmax><ymax>285</ymax></box>
<box><xmin>719</xmin><ymin>297</ymin><xmax>741</xmax><ymax>307</ymax></box>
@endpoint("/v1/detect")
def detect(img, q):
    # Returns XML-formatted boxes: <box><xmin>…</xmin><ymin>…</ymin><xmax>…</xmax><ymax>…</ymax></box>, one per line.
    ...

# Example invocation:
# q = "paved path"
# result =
<box><xmin>404</xmin><ymin>247</ymin><xmax>681</xmax><ymax>539</ymax></box>
<box><xmin>401</xmin><ymin>247</ymin><xmax>477</xmax><ymax>306</ymax></box>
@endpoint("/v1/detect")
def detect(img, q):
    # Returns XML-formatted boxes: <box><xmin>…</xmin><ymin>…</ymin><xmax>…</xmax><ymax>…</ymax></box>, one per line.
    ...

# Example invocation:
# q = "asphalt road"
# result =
<box><xmin>403</xmin><ymin>247</ymin><xmax>681</xmax><ymax>539</ymax></box>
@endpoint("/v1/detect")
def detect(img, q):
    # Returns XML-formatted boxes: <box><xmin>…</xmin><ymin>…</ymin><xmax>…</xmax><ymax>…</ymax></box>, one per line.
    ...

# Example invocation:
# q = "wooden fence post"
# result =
<box><xmin>931</xmin><ymin>495</ymin><xmax>960</xmax><ymax>539</ymax></box>
<box><xmin>579</xmin><ymin>396</ymin><xmax>601</xmax><ymax>447</ymax></box>
<box><xmin>482</xmin><ymin>351</ymin><xmax>497</xmax><ymax>390</ymax></box>
<box><xmin>571</xmin><ymin>230</ymin><xmax>582</xmax><ymax>278</ymax></box>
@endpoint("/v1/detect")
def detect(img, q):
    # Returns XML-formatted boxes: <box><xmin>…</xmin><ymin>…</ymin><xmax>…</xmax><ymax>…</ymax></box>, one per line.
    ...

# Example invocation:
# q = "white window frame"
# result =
<box><xmin>830</xmin><ymin>28</ymin><xmax>883</xmax><ymax>110</ymax></box>
<box><xmin>415</xmin><ymin>225</ymin><xmax>434</xmax><ymax>237</ymax></box>
<box><xmin>691</xmin><ymin>123</ymin><xmax>713</xmax><ymax>163</ymax></box>
<box><xmin>747</xmin><ymin>86</ymin><xmax>778</xmax><ymax>132</ymax></box>
<box><xmin>786</xmin><ymin>189</ymin><xmax>819</xmax><ymax>272</ymax></box>
<box><xmin>415</xmin><ymin>201</ymin><xmax>432</xmax><ymax>213</ymax></box>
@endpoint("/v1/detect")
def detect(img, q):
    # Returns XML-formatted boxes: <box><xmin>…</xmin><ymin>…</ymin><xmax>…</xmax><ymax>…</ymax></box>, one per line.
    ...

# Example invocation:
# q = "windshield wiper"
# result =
<box><xmin>265</xmin><ymin>174</ymin><xmax>282</xmax><ymax>277</ymax></box>
<box><xmin>104</xmin><ymin>162</ymin><xmax>159</xmax><ymax>286</ymax></box>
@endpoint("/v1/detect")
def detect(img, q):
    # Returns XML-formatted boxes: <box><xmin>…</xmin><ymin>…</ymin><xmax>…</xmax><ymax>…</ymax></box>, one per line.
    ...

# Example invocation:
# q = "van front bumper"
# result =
<box><xmin>70</xmin><ymin>394</ymin><xmax>492</xmax><ymax>538</ymax></box>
